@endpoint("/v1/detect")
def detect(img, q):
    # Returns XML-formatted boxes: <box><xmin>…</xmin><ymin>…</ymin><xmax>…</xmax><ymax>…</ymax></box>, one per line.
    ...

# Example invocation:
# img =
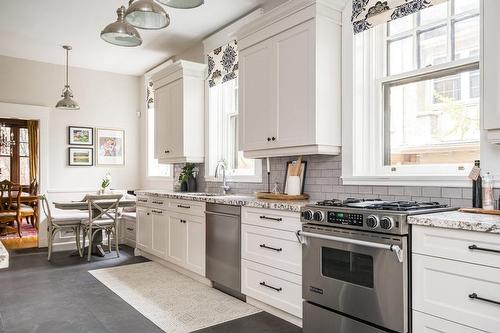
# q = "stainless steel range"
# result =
<box><xmin>297</xmin><ymin>199</ymin><xmax>456</xmax><ymax>333</ymax></box>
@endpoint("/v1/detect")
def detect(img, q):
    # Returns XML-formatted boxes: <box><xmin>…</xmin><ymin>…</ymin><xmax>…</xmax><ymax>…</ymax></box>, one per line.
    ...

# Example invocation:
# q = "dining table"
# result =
<box><xmin>53</xmin><ymin>195</ymin><xmax>136</xmax><ymax>257</ymax></box>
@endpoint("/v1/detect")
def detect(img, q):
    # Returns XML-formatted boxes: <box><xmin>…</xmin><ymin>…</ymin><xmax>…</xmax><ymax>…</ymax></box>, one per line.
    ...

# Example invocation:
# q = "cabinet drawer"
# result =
<box><xmin>413</xmin><ymin>225</ymin><xmax>500</xmax><ymax>269</ymax></box>
<box><xmin>136</xmin><ymin>196</ymin><xmax>150</xmax><ymax>206</ymax></box>
<box><xmin>168</xmin><ymin>199</ymin><xmax>205</xmax><ymax>217</ymax></box>
<box><xmin>241</xmin><ymin>259</ymin><xmax>302</xmax><ymax>318</ymax></box>
<box><xmin>413</xmin><ymin>254</ymin><xmax>500</xmax><ymax>332</ymax></box>
<box><xmin>242</xmin><ymin>224</ymin><xmax>301</xmax><ymax>275</ymax></box>
<box><xmin>242</xmin><ymin>207</ymin><xmax>301</xmax><ymax>232</ymax></box>
<box><xmin>413</xmin><ymin>311</ymin><xmax>484</xmax><ymax>333</ymax></box>
<box><xmin>124</xmin><ymin>220</ymin><xmax>136</xmax><ymax>241</ymax></box>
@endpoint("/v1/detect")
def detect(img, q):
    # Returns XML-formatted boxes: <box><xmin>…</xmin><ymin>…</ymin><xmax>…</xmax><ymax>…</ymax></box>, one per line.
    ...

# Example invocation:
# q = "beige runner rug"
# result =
<box><xmin>89</xmin><ymin>261</ymin><xmax>260</xmax><ymax>332</ymax></box>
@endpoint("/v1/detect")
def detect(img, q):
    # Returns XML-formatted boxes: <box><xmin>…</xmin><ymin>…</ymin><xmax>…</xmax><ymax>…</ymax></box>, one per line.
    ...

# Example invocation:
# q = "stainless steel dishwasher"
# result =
<box><xmin>206</xmin><ymin>203</ymin><xmax>244</xmax><ymax>300</ymax></box>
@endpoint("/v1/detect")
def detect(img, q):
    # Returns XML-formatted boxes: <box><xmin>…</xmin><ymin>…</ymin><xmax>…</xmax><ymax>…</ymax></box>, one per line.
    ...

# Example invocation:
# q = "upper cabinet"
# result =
<box><xmin>152</xmin><ymin>60</ymin><xmax>206</xmax><ymax>163</ymax></box>
<box><xmin>237</xmin><ymin>0</ymin><xmax>342</xmax><ymax>158</ymax></box>
<box><xmin>483</xmin><ymin>0</ymin><xmax>500</xmax><ymax>143</ymax></box>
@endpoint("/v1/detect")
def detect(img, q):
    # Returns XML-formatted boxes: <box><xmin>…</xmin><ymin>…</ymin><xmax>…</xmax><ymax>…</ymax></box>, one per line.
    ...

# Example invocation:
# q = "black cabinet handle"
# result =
<box><xmin>165</xmin><ymin>150</ymin><xmax>170</xmax><ymax>154</ymax></box>
<box><xmin>271</xmin><ymin>137</ymin><xmax>276</xmax><ymax>141</ymax></box>
<box><xmin>260</xmin><ymin>244</ymin><xmax>282</xmax><ymax>252</ymax></box>
<box><xmin>126</xmin><ymin>228</ymin><xmax>134</xmax><ymax>232</ymax></box>
<box><xmin>180</xmin><ymin>219</ymin><xmax>187</xmax><ymax>224</ymax></box>
<box><xmin>138</xmin><ymin>199</ymin><xmax>148</xmax><ymax>203</ymax></box>
<box><xmin>177</xmin><ymin>205</ymin><xmax>191</xmax><ymax>209</ymax></box>
<box><xmin>469</xmin><ymin>293</ymin><xmax>500</xmax><ymax>306</ymax></box>
<box><xmin>468</xmin><ymin>244</ymin><xmax>500</xmax><ymax>254</ymax></box>
<box><xmin>146</xmin><ymin>213</ymin><xmax>150</xmax><ymax>216</ymax></box>
<box><xmin>259</xmin><ymin>281</ymin><xmax>282</xmax><ymax>292</ymax></box>
<box><xmin>267</xmin><ymin>137</ymin><xmax>271</xmax><ymax>142</ymax></box>
<box><xmin>152</xmin><ymin>209</ymin><xmax>163</xmax><ymax>214</ymax></box>
<box><xmin>259</xmin><ymin>215</ymin><xmax>282</xmax><ymax>222</ymax></box>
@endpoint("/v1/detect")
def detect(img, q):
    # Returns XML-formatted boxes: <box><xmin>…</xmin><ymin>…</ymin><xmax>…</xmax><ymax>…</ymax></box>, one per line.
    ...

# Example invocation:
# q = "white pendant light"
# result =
<box><xmin>125</xmin><ymin>0</ymin><xmax>170</xmax><ymax>30</ymax></box>
<box><xmin>55</xmin><ymin>45</ymin><xmax>80</xmax><ymax>110</ymax></box>
<box><xmin>155</xmin><ymin>0</ymin><xmax>204</xmax><ymax>9</ymax></box>
<box><xmin>101</xmin><ymin>6</ymin><xmax>142</xmax><ymax>47</ymax></box>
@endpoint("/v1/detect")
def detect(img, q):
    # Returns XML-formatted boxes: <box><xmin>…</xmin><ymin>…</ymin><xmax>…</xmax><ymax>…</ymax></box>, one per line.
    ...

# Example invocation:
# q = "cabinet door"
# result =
<box><xmin>167</xmin><ymin>214</ymin><xmax>187</xmax><ymax>266</ymax></box>
<box><xmin>274</xmin><ymin>21</ymin><xmax>315</xmax><ymax>148</ymax></box>
<box><xmin>239</xmin><ymin>40</ymin><xmax>277</xmax><ymax>151</ymax></box>
<box><xmin>155</xmin><ymin>80</ymin><xmax>184</xmax><ymax>159</ymax></box>
<box><xmin>483</xmin><ymin>0</ymin><xmax>500</xmax><ymax>130</ymax></box>
<box><xmin>413</xmin><ymin>311</ymin><xmax>484</xmax><ymax>333</ymax></box>
<box><xmin>136</xmin><ymin>207</ymin><xmax>152</xmax><ymax>251</ymax></box>
<box><xmin>151</xmin><ymin>209</ymin><xmax>168</xmax><ymax>258</ymax></box>
<box><xmin>185</xmin><ymin>215</ymin><xmax>205</xmax><ymax>276</ymax></box>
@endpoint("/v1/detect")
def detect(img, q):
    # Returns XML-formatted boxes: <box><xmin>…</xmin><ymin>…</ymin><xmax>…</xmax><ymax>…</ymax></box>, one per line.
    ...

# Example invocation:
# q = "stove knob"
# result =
<box><xmin>380</xmin><ymin>216</ymin><xmax>394</xmax><ymax>230</ymax></box>
<box><xmin>301</xmin><ymin>210</ymin><xmax>313</xmax><ymax>221</ymax></box>
<box><xmin>366</xmin><ymin>215</ymin><xmax>379</xmax><ymax>229</ymax></box>
<box><xmin>313</xmin><ymin>211</ymin><xmax>325</xmax><ymax>222</ymax></box>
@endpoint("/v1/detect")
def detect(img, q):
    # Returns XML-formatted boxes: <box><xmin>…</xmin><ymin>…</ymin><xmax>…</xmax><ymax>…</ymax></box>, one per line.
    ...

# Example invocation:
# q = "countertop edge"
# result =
<box><xmin>408</xmin><ymin>212</ymin><xmax>500</xmax><ymax>234</ymax></box>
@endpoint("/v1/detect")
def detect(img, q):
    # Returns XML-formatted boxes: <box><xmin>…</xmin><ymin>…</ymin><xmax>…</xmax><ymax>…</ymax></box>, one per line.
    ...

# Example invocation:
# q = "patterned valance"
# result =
<box><xmin>207</xmin><ymin>40</ymin><xmax>238</xmax><ymax>88</ymax></box>
<box><xmin>352</xmin><ymin>0</ymin><xmax>447</xmax><ymax>34</ymax></box>
<box><xmin>147</xmin><ymin>80</ymin><xmax>154</xmax><ymax>109</ymax></box>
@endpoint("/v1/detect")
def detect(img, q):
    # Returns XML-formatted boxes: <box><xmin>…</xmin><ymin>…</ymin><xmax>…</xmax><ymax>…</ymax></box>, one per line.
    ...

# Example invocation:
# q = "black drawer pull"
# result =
<box><xmin>468</xmin><ymin>244</ymin><xmax>500</xmax><ymax>254</ymax></box>
<box><xmin>126</xmin><ymin>228</ymin><xmax>134</xmax><ymax>232</ymax></box>
<box><xmin>259</xmin><ymin>215</ymin><xmax>282</xmax><ymax>222</ymax></box>
<box><xmin>260</xmin><ymin>244</ymin><xmax>282</xmax><ymax>252</ymax></box>
<box><xmin>260</xmin><ymin>281</ymin><xmax>282</xmax><ymax>292</ymax></box>
<box><xmin>267</xmin><ymin>137</ymin><xmax>271</xmax><ymax>142</ymax></box>
<box><xmin>177</xmin><ymin>205</ymin><xmax>191</xmax><ymax>209</ymax></box>
<box><xmin>180</xmin><ymin>219</ymin><xmax>186</xmax><ymax>223</ymax></box>
<box><xmin>152</xmin><ymin>209</ymin><xmax>163</xmax><ymax>214</ymax></box>
<box><xmin>165</xmin><ymin>150</ymin><xmax>170</xmax><ymax>154</ymax></box>
<box><xmin>469</xmin><ymin>293</ymin><xmax>500</xmax><ymax>306</ymax></box>
<box><xmin>152</xmin><ymin>200</ymin><xmax>164</xmax><ymax>205</ymax></box>
<box><xmin>138</xmin><ymin>199</ymin><xmax>148</xmax><ymax>203</ymax></box>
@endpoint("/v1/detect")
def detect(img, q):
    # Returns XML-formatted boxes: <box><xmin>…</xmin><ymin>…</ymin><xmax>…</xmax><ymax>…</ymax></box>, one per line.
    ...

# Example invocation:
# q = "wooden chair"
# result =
<box><xmin>26</xmin><ymin>179</ymin><xmax>39</xmax><ymax>229</ymax></box>
<box><xmin>0</xmin><ymin>180</ymin><xmax>22</xmax><ymax>238</ymax></box>
<box><xmin>81</xmin><ymin>194</ymin><xmax>123</xmax><ymax>262</ymax></box>
<box><xmin>40</xmin><ymin>194</ymin><xmax>86</xmax><ymax>261</ymax></box>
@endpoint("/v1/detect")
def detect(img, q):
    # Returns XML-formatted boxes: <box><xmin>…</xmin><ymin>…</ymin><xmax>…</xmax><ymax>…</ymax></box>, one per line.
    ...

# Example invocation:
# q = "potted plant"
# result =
<box><xmin>100</xmin><ymin>173</ymin><xmax>111</xmax><ymax>194</ymax></box>
<box><xmin>178</xmin><ymin>163</ymin><xmax>198</xmax><ymax>192</ymax></box>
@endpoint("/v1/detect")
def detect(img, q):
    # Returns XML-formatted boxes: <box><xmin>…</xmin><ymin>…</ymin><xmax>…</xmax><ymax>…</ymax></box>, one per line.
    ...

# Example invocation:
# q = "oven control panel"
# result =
<box><xmin>327</xmin><ymin>212</ymin><xmax>363</xmax><ymax>226</ymax></box>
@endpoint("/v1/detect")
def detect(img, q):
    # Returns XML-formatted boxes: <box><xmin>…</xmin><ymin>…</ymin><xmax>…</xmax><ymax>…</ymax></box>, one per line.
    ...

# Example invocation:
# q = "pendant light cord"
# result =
<box><xmin>65</xmin><ymin>47</ymin><xmax>69</xmax><ymax>87</ymax></box>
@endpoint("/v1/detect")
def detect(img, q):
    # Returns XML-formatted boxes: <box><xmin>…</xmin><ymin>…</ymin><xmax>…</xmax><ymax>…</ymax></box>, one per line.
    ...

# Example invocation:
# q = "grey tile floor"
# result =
<box><xmin>0</xmin><ymin>246</ymin><xmax>301</xmax><ymax>333</ymax></box>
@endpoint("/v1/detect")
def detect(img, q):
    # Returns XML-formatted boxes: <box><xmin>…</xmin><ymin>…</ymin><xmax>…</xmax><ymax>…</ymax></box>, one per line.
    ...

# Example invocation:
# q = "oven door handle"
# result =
<box><xmin>296</xmin><ymin>230</ymin><xmax>404</xmax><ymax>263</ymax></box>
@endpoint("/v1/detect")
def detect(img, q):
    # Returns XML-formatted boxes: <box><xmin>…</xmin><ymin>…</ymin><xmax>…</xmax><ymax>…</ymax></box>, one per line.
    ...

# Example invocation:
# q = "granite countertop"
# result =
<box><xmin>408</xmin><ymin>211</ymin><xmax>500</xmax><ymax>233</ymax></box>
<box><xmin>134</xmin><ymin>190</ymin><xmax>312</xmax><ymax>212</ymax></box>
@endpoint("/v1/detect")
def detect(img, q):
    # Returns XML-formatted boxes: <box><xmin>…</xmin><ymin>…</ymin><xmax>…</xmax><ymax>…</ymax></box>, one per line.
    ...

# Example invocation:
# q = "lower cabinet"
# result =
<box><xmin>413</xmin><ymin>311</ymin><xmax>485</xmax><ymax>333</ymax></box>
<box><xmin>136</xmin><ymin>199</ymin><xmax>206</xmax><ymax>276</ymax></box>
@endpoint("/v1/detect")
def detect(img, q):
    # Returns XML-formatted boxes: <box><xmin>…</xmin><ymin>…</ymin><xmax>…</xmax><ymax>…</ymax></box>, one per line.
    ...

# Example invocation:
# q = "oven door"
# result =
<box><xmin>300</xmin><ymin>225</ymin><xmax>408</xmax><ymax>333</ymax></box>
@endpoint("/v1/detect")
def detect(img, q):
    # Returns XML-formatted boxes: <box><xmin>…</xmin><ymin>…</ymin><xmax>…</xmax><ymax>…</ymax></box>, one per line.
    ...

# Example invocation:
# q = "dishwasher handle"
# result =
<box><xmin>205</xmin><ymin>211</ymin><xmax>240</xmax><ymax>219</ymax></box>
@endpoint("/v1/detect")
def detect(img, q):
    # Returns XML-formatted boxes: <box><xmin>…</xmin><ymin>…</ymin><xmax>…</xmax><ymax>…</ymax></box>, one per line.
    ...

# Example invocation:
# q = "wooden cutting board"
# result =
<box><xmin>255</xmin><ymin>192</ymin><xmax>309</xmax><ymax>201</ymax></box>
<box><xmin>458</xmin><ymin>208</ymin><xmax>500</xmax><ymax>216</ymax></box>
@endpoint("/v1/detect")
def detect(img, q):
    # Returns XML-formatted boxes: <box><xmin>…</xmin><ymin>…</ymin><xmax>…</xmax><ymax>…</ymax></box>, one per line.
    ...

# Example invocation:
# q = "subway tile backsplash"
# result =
<box><xmin>173</xmin><ymin>154</ymin><xmax>498</xmax><ymax>207</ymax></box>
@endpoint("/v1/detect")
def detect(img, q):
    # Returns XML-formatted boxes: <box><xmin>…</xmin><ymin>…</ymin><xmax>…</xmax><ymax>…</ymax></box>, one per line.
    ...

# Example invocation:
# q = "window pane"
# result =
<box><xmin>19</xmin><ymin>142</ymin><xmax>29</xmax><ymax>157</ymax></box>
<box><xmin>454</xmin><ymin>16</ymin><xmax>480</xmax><ymax>60</ymax></box>
<box><xmin>0</xmin><ymin>127</ymin><xmax>11</xmax><ymax>156</ymax></box>
<box><xmin>322</xmin><ymin>247</ymin><xmax>374</xmax><ymax>288</ymax></box>
<box><xmin>388</xmin><ymin>37</ymin><xmax>414</xmax><ymax>75</ymax></box>
<box><xmin>0</xmin><ymin>157</ymin><xmax>10</xmax><ymax>181</ymax></box>
<box><xmin>454</xmin><ymin>0</ymin><xmax>479</xmax><ymax>14</ymax></box>
<box><xmin>420</xmin><ymin>2</ymin><xmax>448</xmax><ymax>26</ymax></box>
<box><xmin>388</xmin><ymin>15</ymin><xmax>413</xmax><ymax>36</ymax></box>
<box><xmin>19</xmin><ymin>128</ymin><xmax>28</xmax><ymax>143</ymax></box>
<box><xmin>469</xmin><ymin>70</ymin><xmax>480</xmax><ymax>99</ymax></box>
<box><xmin>20</xmin><ymin>157</ymin><xmax>29</xmax><ymax>185</ymax></box>
<box><xmin>147</xmin><ymin>107</ymin><xmax>170</xmax><ymax>177</ymax></box>
<box><xmin>419</xmin><ymin>25</ymin><xmax>448</xmax><ymax>68</ymax></box>
<box><xmin>385</xmin><ymin>67</ymin><xmax>480</xmax><ymax>166</ymax></box>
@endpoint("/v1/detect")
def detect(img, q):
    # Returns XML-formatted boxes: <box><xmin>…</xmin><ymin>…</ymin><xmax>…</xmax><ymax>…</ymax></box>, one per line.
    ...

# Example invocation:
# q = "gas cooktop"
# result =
<box><xmin>314</xmin><ymin>198</ymin><xmax>449</xmax><ymax>211</ymax></box>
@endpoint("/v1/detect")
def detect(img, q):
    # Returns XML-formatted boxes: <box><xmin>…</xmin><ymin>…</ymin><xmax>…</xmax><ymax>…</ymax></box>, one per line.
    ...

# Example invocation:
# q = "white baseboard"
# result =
<box><xmin>135</xmin><ymin>249</ymin><xmax>212</xmax><ymax>286</ymax></box>
<box><xmin>246</xmin><ymin>296</ymin><xmax>303</xmax><ymax>327</ymax></box>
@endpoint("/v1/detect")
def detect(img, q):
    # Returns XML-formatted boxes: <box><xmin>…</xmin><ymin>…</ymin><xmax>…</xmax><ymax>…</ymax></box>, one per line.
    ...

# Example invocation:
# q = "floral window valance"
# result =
<box><xmin>352</xmin><ymin>0</ymin><xmax>447</xmax><ymax>34</ymax></box>
<box><xmin>207</xmin><ymin>40</ymin><xmax>238</xmax><ymax>88</ymax></box>
<box><xmin>147</xmin><ymin>80</ymin><xmax>154</xmax><ymax>109</ymax></box>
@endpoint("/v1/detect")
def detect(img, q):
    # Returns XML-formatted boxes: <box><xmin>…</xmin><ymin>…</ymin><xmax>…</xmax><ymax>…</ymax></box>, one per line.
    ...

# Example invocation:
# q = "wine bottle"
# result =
<box><xmin>472</xmin><ymin>160</ymin><xmax>482</xmax><ymax>208</ymax></box>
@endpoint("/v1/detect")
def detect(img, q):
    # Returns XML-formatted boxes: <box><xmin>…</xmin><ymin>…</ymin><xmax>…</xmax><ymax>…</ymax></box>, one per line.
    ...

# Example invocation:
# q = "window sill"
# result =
<box><xmin>146</xmin><ymin>176</ymin><xmax>174</xmax><ymax>181</ymax></box>
<box><xmin>204</xmin><ymin>175</ymin><xmax>263</xmax><ymax>184</ymax></box>
<box><xmin>341</xmin><ymin>175</ymin><xmax>472</xmax><ymax>188</ymax></box>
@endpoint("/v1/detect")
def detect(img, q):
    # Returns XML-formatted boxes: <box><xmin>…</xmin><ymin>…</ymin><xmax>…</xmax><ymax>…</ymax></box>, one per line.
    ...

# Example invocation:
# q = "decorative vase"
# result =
<box><xmin>187</xmin><ymin>176</ymin><xmax>197</xmax><ymax>192</ymax></box>
<box><xmin>180</xmin><ymin>181</ymin><xmax>188</xmax><ymax>192</ymax></box>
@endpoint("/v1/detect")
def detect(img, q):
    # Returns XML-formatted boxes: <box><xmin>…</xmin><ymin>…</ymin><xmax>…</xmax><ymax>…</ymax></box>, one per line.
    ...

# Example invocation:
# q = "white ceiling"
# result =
<box><xmin>0</xmin><ymin>0</ymin><xmax>271</xmax><ymax>76</ymax></box>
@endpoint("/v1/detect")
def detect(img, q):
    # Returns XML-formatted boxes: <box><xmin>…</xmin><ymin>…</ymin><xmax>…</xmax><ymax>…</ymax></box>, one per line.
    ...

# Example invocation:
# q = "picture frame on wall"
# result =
<box><xmin>68</xmin><ymin>126</ymin><xmax>93</xmax><ymax>146</ymax></box>
<box><xmin>283</xmin><ymin>160</ymin><xmax>307</xmax><ymax>194</ymax></box>
<box><xmin>68</xmin><ymin>147</ymin><xmax>93</xmax><ymax>166</ymax></box>
<box><xmin>96</xmin><ymin>128</ymin><xmax>125</xmax><ymax>166</ymax></box>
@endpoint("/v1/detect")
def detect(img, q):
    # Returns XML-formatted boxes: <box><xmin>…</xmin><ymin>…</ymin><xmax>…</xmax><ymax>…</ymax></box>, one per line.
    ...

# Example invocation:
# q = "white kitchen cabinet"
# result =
<box><xmin>136</xmin><ymin>206</ymin><xmax>152</xmax><ymax>251</ymax></box>
<box><xmin>185</xmin><ymin>215</ymin><xmax>206</xmax><ymax>276</ymax></box>
<box><xmin>483</xmin><ymin>0</ymin><xmax>500</xmax><ymax>142</ymax></box>
<box><xmin>237</xmin><ymin>0</ymin><xmax>342</xmax><ymax>158</ymax></box>
<box><xmin>152</xmin><ymin>60</ymin><xmax>206</xmax><ymax>163</ymax></box>
<box><xmin>413</xmin><ymin>311</ymin><xmax>484</xmax><ymax>333</ymax></box>
<box><xmin>167</xmin><ymin>213</ymin><xmax>187</xmax><ymax>266</ymax></box>
<box><xmin>151</xmin><ymin>208</ymin><xmax>168</xmax><ymax>258</ymax></box>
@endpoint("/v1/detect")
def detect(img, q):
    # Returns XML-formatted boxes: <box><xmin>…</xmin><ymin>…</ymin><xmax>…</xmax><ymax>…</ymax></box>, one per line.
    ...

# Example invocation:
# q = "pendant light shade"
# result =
<box><xmin>56</xmin><ymin>45</ymin><xmax>79</xmax><ymax>110</ymax></box>
<box><xmin>125</xmin><ymin>0</ymin><xmax>170</xmax><ymax>30</ymax></box>
<box><xmin>155</xmin><ymin>0</ymin><xmax>204</xmax><ymax>9</ymax></box>
<box><xmin>101</xmin><ymin>6</ymin><xmax>142</xmax><ymax>47</ymax></box>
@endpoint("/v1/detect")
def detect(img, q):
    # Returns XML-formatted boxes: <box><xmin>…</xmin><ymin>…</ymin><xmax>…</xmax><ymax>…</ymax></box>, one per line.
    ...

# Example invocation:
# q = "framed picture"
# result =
<box><xmin>283</xmin><ymin>160</ymin><xmax>307</xmax><ymax>194</ymax></box>
<box><xmin>68</xmin><ymin>126</ymin><xmax>93</xmax><ymax>146</ymax></box>
<box><xmin>96</xmin><ymin>128</ymin><xmax>125</xmax><ymax>166</ymax></box>
<box><xmin>68</xmin><ymin>148</ymin><xmax>93</xmax><ymax>166</ymax></box>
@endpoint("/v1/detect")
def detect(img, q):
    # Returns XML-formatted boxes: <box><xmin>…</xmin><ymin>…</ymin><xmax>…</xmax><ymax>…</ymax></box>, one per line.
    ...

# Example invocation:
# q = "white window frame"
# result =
<box><xmin>144</xmin><ymin>78</ymin><xmax>172</xmax><ymax>180</ymax></box>
<box><xmin>342</xmin><ymin>0</ymin><xmax>481</xmax><ymax>187</ymax></box>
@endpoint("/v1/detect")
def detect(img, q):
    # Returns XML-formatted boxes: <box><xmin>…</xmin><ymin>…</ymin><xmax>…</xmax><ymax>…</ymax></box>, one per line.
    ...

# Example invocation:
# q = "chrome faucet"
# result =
<box><xmin>214</xmin><ymin>161</ymin><xmax>230</xmax><ymax>195</ymax></box>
